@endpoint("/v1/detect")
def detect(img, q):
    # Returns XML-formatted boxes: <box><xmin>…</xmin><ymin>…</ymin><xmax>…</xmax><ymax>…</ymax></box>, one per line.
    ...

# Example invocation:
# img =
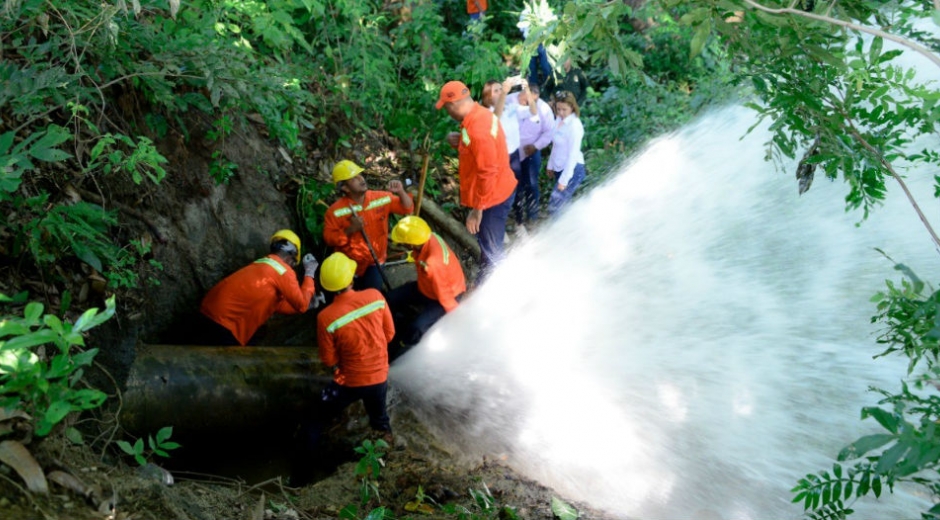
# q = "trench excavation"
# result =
<box><xmin>121</xmin><ymin>344</ymin><xmax>343</xmax><ymax>483</ymax></box>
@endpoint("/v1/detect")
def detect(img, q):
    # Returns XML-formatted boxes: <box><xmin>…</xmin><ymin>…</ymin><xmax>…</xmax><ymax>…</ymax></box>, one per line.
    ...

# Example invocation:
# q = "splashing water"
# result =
<box><xmin>391</xmin><ymin>104</ymin><xmax>938</xmax><ymax>519</ymax></box>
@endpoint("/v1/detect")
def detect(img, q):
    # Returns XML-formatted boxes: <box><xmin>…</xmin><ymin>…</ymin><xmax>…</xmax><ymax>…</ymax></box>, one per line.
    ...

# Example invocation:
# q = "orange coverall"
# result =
<box><xmin>316</xmin><ymin>288</ymin><xmax>395</xmax><ymax>387</ymax></box>
<box><xmin>201</xmin><ymin>254</ymin><xmax>315</xmax><ymax>346</ymax></box>
<box><xmin>323</xmin><ymin>191</ymin><xmax>412</xmax><ymax>276</ymax></box>
<box><xmin>415</xmin><ymin>233</ymin><xmax>466</xmax><ymax>312</ymax></box>
<box><xmin>458</xmin><ymin>103</ymin><xmax>517</xmax><ymax>210</ymax></box>
<box><xmin>467</xmin><ymin>0</ymin><xmax>487</xmax><ymax>14</ymax></box>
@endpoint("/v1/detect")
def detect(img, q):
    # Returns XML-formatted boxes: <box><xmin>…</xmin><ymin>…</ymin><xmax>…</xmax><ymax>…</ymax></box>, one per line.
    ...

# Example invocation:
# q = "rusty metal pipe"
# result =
<box><xmin>121</xmin><ymin>345</ymin><xmax>332</xmax><ymax>439</ymax></box>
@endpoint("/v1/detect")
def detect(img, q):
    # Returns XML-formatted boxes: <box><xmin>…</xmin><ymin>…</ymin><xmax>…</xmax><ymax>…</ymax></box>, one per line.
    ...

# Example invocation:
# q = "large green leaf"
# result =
<box><xmin>838</xmin><ymin>433</ymin><xmax>896</xmax><ymax>461</ymax></box>
<box><xmin>1</xmin><ymin>329</ymin><xmax>59</xmax><ymax>351</ymax></box>
<box><xmin>551</xmin><ymin>496</ymin><xmax>579</xmax><ymax>520</ymax></box>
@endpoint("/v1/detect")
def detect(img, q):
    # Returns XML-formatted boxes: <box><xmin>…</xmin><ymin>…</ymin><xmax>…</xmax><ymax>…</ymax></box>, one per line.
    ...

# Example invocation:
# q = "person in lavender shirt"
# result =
<box><xmin>508</xmin><ymin>81</ymin><xmax>555</xmax><ymax>235</ymax></box>
<box><xmin>545</xmin><ymin>91</ymin><xmax>585</xmax><ymax>217</ymax></box>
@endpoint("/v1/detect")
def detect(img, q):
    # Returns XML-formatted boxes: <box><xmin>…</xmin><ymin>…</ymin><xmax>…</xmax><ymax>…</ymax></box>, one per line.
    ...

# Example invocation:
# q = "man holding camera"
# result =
<box><xmin>510</xmin><ymin>80</ymin><xmax>554</xmax><ymax>235</ymax></box>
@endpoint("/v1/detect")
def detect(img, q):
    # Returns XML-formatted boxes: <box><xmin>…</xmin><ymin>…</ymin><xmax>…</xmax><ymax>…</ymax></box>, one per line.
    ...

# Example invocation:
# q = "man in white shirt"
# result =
<box><xmin>481</xmin><ymin>77</ymin><xmax>522</xmax><ymax>183</ymax></box>
<box><xmin>509</xmin><ymin>81</ymin><xmax>554</xmax><ymax>233</ymax></box>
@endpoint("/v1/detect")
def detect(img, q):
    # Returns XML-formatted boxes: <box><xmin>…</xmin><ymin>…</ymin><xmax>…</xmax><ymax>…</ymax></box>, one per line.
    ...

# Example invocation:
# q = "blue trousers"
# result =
<box><xmin>548</xmin><ymin>163</ymin><xmax>586</xmax><ymax>217</ymax></box>
<box><xmin>386</xmin><ymin>281</ymin><xmax>464</xmax><ymax>360</ymax></box>
<box><xmin>528</xmin><ymin>44</ymin><xmax>552</xmax><ymax>87</ymax></box>
<box><xmin>291</xmin><ymin>380</ymin><xmax>390</xmax><ymax>485</ymax></box>
<box><xmin>354</xmin><ymin>263</ymin><xmax>385</xmax><ymax>292</ymax></box>
<box><xmin>477</xmin><ymin>192</ymin><xmax>514</xmax><ymax>284</ymax></box>
<box><xmin>513</xmin><ymin>150</ymin><xmax>541</xmax><ymax>224</ymax></box>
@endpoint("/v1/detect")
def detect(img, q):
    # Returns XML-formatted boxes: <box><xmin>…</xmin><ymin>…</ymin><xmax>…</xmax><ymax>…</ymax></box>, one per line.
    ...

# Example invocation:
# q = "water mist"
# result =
<box><xmin>392</xmin><ymin>105</ymin><xmax>937</xmax><ymax>519</ymax></box>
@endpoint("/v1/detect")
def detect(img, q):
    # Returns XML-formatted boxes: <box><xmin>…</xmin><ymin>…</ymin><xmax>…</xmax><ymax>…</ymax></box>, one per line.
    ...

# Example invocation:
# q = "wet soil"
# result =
<box><xmin>0</xmin><ymin>396</ymin><xmax>611</xmax><ymax>520</ymax></box>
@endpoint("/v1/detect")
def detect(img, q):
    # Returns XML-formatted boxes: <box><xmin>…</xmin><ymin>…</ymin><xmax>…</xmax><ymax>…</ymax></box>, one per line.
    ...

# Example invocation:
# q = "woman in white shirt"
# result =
<box><xmin>545</xmin><ymin>91</ymin><xmax>585</xmax><ymax>217</ymax></box>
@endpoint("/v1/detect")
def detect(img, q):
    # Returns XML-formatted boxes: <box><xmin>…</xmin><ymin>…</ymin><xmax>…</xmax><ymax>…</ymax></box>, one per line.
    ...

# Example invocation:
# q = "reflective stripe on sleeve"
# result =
<box><xmin>432</xmin><ymin>233</ymin><xmax>450</xmax><ymax>265</ymax></box>
<box><xmin>365</xmin><ymin>196</ymin><xmax>391</xmax><ymax>210</ymax></box>
<box><xmin>333</xmin><ymin>205</ymin><xmax>360</xmax><ymax>217</ymax></box>
<box><xmin>326</xmin><ymin>300</ymin><xmax>387</xmax><ymax>334</ymax></box>
<box><xmin>254</xmin><ymin>257</ymin><xmax>287</xmax><ymax>275</ymax></box>
<box><xmin>333</xmin><ymin>196</ymin><xmax>391</xmax><ymax>217</ymax></box>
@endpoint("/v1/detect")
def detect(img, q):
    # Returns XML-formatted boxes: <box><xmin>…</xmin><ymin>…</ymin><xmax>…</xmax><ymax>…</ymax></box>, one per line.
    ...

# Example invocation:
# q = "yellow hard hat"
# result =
<box><xmin>391</xmin><ymin>216</ymin><xmax>432</xmax><ymax>246</ymax></box>
<box><xmin>320</xmin><ymin>252</ymin><xmax>357</xmax><ymax>292</ymax></box>
<box><xmin>271</xmin><ymin>229</ymin><xmax>301</xmax><ymax>263</ymax></box>
<box><xmin>332</xmin><ymin>160</ymin><xmax>364</xmax><ymax>184</ymax></box>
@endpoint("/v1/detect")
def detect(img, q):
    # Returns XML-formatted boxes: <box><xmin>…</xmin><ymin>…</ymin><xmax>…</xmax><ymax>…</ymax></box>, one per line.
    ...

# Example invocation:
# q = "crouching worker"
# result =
<box><xmin>291</xmin><ymin>252</ymin><xmax>394</xmax><ymax>487</ymax></box>
<box><xmin>386</xmin><ymin>216</ymin><xmax>466</xmax><ymax>361</ymax></box>
<box><xmin>199</xmin><ymin>229</ymin><xmax>319</xmax><ymax>346</ymax></box>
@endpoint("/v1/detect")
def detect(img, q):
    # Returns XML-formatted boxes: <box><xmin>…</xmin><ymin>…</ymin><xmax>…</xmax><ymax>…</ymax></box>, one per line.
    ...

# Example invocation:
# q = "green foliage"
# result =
<box><xmin>440</xmin><ymin>483</ymin><xmax>520</xmax><ymax>520</ymax></box>
<box><xmin>107</xmin><ymin>239</ymin><xmax>164</xmax><ymax>289</ymax></box>
<box><xmin>116</xmin><ymin>426</ymin><xmax>181</xmax><ymax>467</ymax></box>
<box><xmin>789</xmin><ymin>263</ymin><xmax>940</xmax><ymax>518</ymax></box>
<box><xmin>670</xmin><ymin>0</ymin><xmax>940</xmax><ymax>220</ymax></box>
<box><xmin>3</xmin><ymin>193</ymin><xmax>160</xmax><ymax>290</ymax></box>
<box><xmin>0</xmin><ymin>125</ymin><xmax>72</xmax><ymax>201</ymax></box>
<box><xmin>206</xmin><ymin>115</ymin><xmax>234</xmax><ymax>143</ymax></box>
<box><xmin>0</xmin><ymin>295</ymin><xmax>115</xmax><ymax>437</ymax></box>
<box><xmin>298</xmin><ymin>176</ymin><xmax>335</xmax><ymax>243</ymax></box>
<box><xmin>869</xmin><ymin>257</ymin><xmax>939</xmax><ymax>373</ymax></box>
<box><xmin>206</xmin><ymin>115</ymin><xmax>238</xmax><ymax>184</ymax></box>
<box><xmin>85</xmin><ymin>132</ymin><xmax>168</xmax><ymax>186</ymax></box>
<box><xmin>661</xmin><ymin>2</ymin><xmax>940</xmax><ymax>518</ymax></box>
<box><xmin>339</xmin><ymin>505</ymin><xmax>392</xmax><ymax>520</ymax></box>
<box><xmin>354</xmin><ymin>438</ymin><xmax>389</xmax><ymax>478</ymax></box>
<box><xmin>14</xmin><ymin>194</ymin><xmax>119</xmax><ymax>274</ymax></box>
<box><xmin>576</xmin><ymin>5</ymin><xmax>734</xmax><ymax>184</ymax></box>
<box><xmin>554</xmin><ymin>1</ymin><xmax>643</xmax><ymax>76</ymax></box>
<box><xmin>453</xmin><ymin>24</ymin><xmax>511</xmax><ymax>92</ymax></box>
<box><xmin>209</xmin><ymin>151</ymin><xmax>239</xmax><ymax>185</ymax></box>
<box><xmin>337</xmin><ymin>438</ymin><xmax>392</xmax><ymax>519</ymax></box>
<box><xmin>353</xmin><ymin>438</ymin><xmax>388</xmax><ymax>507</ymax></box>
<box><xmin>551</xmin><ymin>496</ymin><xmax>579</xmax><ymax>520</ymax></box>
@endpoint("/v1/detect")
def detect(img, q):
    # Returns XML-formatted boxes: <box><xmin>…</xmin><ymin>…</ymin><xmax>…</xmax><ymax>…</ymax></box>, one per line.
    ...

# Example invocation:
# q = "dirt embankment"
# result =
<box><xmin>0</xmin><ymin>115</ymin><xmax>609</xmax><ymax>519</ymax></box>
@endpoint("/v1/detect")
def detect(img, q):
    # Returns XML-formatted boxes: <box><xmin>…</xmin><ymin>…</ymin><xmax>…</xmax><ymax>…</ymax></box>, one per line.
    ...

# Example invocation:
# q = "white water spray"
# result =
<box><xmin>392</xmin><ymin>103</ymin><xmax>937</xmax><ymax>519</ymax></box>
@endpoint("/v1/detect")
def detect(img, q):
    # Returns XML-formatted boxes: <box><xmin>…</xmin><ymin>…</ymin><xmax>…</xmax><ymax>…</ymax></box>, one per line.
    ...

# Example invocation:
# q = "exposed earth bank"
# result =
<box><xmin>0</xmin><ymin>120</ymin><xmax>614</xmax><ymax>520</ymax></box>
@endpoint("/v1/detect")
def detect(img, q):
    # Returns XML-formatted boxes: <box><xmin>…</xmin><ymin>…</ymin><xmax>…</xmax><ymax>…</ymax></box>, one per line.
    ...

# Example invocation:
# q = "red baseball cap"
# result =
<box><xmin>435</xmin><ymin>81</ymin><xmax>471</xmax><ymax>109</ymax></box>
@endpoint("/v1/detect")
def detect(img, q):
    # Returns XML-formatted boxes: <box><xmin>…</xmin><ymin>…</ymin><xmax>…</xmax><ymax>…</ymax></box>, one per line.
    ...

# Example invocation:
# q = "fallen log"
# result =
<box><xmin>412</xmin><ymin>195</ymin><xmax>480</xmax><ymax>259</ymax></box>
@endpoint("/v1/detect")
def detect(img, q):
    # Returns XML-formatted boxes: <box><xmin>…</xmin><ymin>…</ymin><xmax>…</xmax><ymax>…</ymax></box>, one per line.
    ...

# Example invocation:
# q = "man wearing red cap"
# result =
<box><xmin>436</xmin><ymin>80</ymin><xmax>517</xmax><ymax>284</ymax></box>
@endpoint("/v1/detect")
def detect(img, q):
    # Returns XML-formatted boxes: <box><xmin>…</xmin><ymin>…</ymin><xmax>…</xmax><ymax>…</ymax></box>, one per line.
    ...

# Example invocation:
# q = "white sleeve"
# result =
<box><xmin>558</xmin><ymin>119</ymin><xmax>584</xmax><ymax>187</ymax></box>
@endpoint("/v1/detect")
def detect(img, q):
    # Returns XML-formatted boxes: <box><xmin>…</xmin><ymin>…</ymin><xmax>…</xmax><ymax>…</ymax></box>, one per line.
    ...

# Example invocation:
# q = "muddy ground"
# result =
<box><xmin>0</xmin><ymin>116</ymin><xmax>614</xmax><ymax>519</ymax></box>
<box><xmin>0</xmin><ymin>387</ymin><xmax>613</xmax><ymax>520</ymax></box>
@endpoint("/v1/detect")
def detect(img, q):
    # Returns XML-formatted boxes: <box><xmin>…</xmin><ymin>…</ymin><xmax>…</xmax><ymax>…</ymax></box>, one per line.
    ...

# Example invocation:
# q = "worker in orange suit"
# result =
<box><xmin>467</xmin><ymin>0</ymin><xmax>487</xmax><ymax>21</ymax></box>
<box><xmin>199</xmin><ymin>229</ymin><xmax>318</xmax><ymax>346</ymax></box>
<box><xmin>323</xmin><ymin>160</ymin><xmax>413</xmax><ymax>292</ymax></box>
<box><xmin>291</xmin><ymin>252</ymin><xmax>394</xmax><ymax>487</ymax></box>
<box><xmin>437</xmin><ymin>80</ymin><xmax>517</xmax><ymax>284</ymax></box>
<box><xmin>386</xmin><ymin>216</ymin><xmax>466</xmax><ymax>360</ymax></box>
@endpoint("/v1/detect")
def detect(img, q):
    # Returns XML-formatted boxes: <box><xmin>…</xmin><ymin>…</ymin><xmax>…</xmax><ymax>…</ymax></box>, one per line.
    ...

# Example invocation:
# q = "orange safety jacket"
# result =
<box><xmin>323</xmin><ymin>190</ymin><xmax>412</xmax><ymax>276</ymax></box>
<box><xmin>201</xmin><ymin>254</ymin><xmax>315</xmax><ymax>346</ymax></box>
<box><xmin>415</xmin><ymin>233</ymin><xmax>466</xmax><ymax>313</ymax></box>
<box><xmin>316</xmin><ymin>288</ymin><xmax>394</xmax><ymax>387</ymax></box>
<box><xmin>458</xmin><ymin>103</ymin><xmax>517</xmax><ymax>210</ymax></box>
<box><xmin>466</xmin><ymin>0</ymin><xmax>487</xmax><ymax>14</ymax></box>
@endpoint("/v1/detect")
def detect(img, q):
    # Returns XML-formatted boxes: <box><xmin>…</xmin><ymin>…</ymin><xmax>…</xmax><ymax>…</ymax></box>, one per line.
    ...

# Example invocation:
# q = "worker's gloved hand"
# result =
<box><xmin>302</xmin><ymin>253</ymin><xmax>319</xmax><ymax>277</ymax></box>
<box><xmin>308</xmin><ymin>292</ymin><xmax>326</xmax><ymax>310</ymax></box>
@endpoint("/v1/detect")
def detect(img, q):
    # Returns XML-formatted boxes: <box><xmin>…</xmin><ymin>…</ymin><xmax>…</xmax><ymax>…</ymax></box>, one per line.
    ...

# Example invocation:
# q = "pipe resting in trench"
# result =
<box><xmin>120</xmin><ymin>210</ymin><xmax>472</xmax><ymax>442</ymax></box>
<box><xmin>121</xmin><ymin>344</ymin><xmax>333</xmax><ymax>439</ymax></box>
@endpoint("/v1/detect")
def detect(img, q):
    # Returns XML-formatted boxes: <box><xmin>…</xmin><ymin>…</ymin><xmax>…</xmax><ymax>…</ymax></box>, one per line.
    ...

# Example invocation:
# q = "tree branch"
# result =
<box><xmin>839</xmin><ymin>117</ymin><xmax>940</xmax><ymax>250</ymax></box>
<box><xmin>744</xmin><ymin>0</ymin><xmax>940</xmax><ymax>250</ymax></box>
<box><xmin>742</xmin><ymin>0</ymin><xmax>940</xmax><ymax>69</ymax></box>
